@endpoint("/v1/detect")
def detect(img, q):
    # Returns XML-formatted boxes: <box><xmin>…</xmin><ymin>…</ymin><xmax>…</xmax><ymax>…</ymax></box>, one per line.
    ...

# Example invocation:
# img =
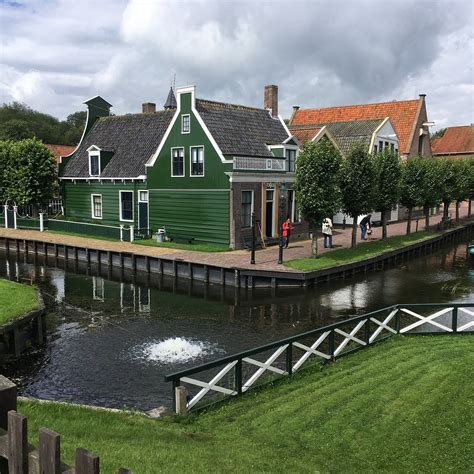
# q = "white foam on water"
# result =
<box><xmin>130</xmin><ymin>337</ymin><xmax>224</xmax><ymax>364</ymax></box>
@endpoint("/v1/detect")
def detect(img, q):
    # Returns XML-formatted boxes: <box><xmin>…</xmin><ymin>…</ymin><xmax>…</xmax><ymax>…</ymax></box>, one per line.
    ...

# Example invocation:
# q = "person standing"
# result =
<box><xmin>359</xmin><ymin>214</ymin><xmax>372</xmax><ymax>241</ymax></box>
<box><xmin>282</xmin><ymin>217</ymin><xmax>294</xmax><ymax>249</ymax></box>
<box><xmin>322</xmin><ymin>217</ymin><xmax>333</xmax><ymax>248</ymax></box>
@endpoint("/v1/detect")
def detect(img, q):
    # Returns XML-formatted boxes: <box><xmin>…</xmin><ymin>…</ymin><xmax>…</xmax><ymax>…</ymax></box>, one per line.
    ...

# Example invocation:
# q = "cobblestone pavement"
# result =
<box><xmin>0</xmin><ymin>205</ymin><xmax>471</xmax><ymax>273</ymax></box>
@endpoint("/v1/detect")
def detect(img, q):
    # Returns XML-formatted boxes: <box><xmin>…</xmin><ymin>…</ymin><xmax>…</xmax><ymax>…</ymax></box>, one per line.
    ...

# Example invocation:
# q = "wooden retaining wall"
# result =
<box><xmin>0</xmin><ymin>290</ymin><xmax>45</xmax><ymax>357</ymax></box>
<box><xmin>0</xmin><ymin>223</ymin><xmax>472</xmax><ymax>289</ymax></box>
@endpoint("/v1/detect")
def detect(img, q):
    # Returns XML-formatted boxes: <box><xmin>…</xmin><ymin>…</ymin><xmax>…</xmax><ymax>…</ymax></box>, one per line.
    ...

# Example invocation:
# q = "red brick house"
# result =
<box><xmin>431</xmin><ymin>125</ymin><xmax>474</xmax><ymax>159</ymax></box>
<box><xmin>289</xmin><ymin>94</ymin><xmax>433</xmax><ymax>159</ymax></box>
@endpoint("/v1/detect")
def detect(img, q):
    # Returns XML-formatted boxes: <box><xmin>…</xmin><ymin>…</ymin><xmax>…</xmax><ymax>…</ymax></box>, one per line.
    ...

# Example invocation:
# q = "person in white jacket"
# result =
<box><xmin>322</xmin><ymin>217</ymin><xmax>333</xmax><ymax>248</ymax></box>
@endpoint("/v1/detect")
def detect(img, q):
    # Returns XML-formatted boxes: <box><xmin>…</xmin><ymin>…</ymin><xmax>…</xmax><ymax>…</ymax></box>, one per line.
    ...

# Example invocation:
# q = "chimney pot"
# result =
<box><xmin>293</xmin><ymin>105</ymin><xmax>300</xmax><ymax>112</ymax></box>
<box><xmin>142</xmin><ymin>102</ymin><xmax>156</xmax><ymax>114</ymax></box>
<box><xmin>264</xmin><ymin>85</ymin><xmax>278</xmax><ymax>118</ymax></box>
<box><xmin>419</xmin><ymin>94</ymin><xmax>426</xmax><ymax>98</ymax></box>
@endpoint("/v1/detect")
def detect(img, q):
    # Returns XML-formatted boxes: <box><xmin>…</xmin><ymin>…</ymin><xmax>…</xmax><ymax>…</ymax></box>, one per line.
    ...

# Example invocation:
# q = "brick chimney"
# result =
<box><xmin>264</xmin><ymin>85</ymin><xmax>278</xmax><ymax>118</ymax></box>
<box><xmin>142</xmin><ymin>102</ymin><xmax>156</xmax><ymax>114</ymax></box>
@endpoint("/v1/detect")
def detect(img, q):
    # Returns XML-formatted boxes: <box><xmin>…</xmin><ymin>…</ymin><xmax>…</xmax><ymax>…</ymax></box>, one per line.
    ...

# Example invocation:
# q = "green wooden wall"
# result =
<box><xmin>146</xmin><ymin>91</ymin><xmax>231</xmax><ymax>245</ymax></box>
<box><xmin>62</xmin><ymin>181</ymin><xmax>145</xmax><ymax>227</ymax></box>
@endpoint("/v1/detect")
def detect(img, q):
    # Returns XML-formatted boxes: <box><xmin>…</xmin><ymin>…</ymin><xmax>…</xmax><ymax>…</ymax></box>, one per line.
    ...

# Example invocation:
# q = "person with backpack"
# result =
<box><xmin>322</xmin><ymin>217</ymin><xmax>333</xmax><ymax>248</ymax></box>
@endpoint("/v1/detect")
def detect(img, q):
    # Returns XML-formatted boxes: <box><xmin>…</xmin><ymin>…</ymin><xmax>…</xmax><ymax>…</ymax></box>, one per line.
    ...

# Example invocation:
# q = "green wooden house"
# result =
<box><xmin>59</xmin><ymin>85</ymin><xmax>307</xmax><ymax>248</ymax></box>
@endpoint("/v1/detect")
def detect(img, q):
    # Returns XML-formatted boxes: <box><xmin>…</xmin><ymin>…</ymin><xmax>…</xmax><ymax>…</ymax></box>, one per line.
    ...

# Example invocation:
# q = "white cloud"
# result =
<box><xmin>0</xmin><ymin>0</ymin><xmax>472</xmax><ymax>129</ymax></box>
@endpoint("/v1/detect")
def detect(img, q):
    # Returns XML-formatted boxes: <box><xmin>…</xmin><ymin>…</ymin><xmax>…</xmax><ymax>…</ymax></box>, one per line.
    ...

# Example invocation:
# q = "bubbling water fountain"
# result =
<box><xmin>130</xmin><ymin>337</ymin><xmax>224</xmax><ymax>365</ymax></box>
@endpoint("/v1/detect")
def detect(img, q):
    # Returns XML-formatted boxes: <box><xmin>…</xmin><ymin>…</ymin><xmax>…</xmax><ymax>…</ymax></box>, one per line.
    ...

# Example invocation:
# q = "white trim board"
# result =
<box><xmin>119</xmin><ymin>190</ymin><xmax>134</xmax><ymax>222</ymax></box>
<box><xmin>90</xmin><ymin>193</ymin><xmax>103</xmax><ymax>220</ymax></box>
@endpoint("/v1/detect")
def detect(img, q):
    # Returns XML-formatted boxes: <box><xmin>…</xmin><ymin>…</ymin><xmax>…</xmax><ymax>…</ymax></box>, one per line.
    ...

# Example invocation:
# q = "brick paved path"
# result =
<box><xmin>0</xmin><ymin>205</ymin><xmax>471</xmax><ymax>273</ymax></box>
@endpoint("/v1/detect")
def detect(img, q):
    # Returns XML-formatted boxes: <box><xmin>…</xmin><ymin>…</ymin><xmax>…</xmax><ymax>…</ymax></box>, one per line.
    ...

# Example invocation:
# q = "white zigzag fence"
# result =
<box><xmin>165</xmin><ymin>303</ymin><xmax>474</xmax><ymax>412</ymax></box>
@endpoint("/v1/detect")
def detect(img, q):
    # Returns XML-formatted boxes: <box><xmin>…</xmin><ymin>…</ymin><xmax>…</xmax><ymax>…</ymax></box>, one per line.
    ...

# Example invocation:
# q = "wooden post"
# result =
<box><xmin>0</xmin><ymin>376</ymin><xmax>17</xmax><ymax>430</ymax></box>
<box><xmin>75</xmin><ymin>447</ymin><xmax>99</xmax><ymax>474</ymax></box>
<box><xmin>175</xmin><ymin>386</ymin><xmax>188</xmax><ymax>415</ymax></box>
<box><xmin>8</xmin><ymin>411</ymin><xmax>28</xmax><ymax>473</ymax></box>
<box><xmin>39</xmin><ymin>428</ymin><xmax>61</xmax><ymax>474</ymax></box>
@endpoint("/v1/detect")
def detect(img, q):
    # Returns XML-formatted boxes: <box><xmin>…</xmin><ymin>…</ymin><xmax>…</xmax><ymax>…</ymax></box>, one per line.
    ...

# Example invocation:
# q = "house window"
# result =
<box><xmin>373</xmin><ymin>145</ymin><xmax>378</xmax><ymax>153</ymax></box>
<box><xmin>190</xmin><ymin>146</ymin><xmax>204</xmax><ymax>176</ymax></box>
<box><xmin>390</xmin><ymin>143</ymin><xmax>395</xmax><ymax>153</ymax></box>
<box><xmin>91</xmin><ymin>194</ymin><xmax>102</xmax><ymax>219</ymax></box>
<box><xmin>182</xmin><ymin>114</ymin><xmax>190</xmax><ymax>134</ymax></box>
<box><xmin>241</xmin><ymin>190</ymin><xmax>253</xmax><ymax>228</ymax></box>
<box><xmin>378</xmin><ymin>140</ymin><xmax>383</xmax><ymax>151</ymax></box>
<box><xmin>139</xmin><ymin>191</ymin><xmax>148</xmax><ymax>202</ymax></box>
<box><xmin>385</xmin><ymin>141</ymin><xmax>389</xmax><ymax>149</ymax></box>
<box><xmin>418</xmin><ymin>135</ymin><xmax>424</xmax><ymax>155</ymax></box>
<box><xmin>287</xmin><ymin>190</ymin><xmax>301</xmax><ymax>223</ymax></box>
<box><xmin>89</xmin><ymin>153</ymin><xmax>100</xmax><ymax>176</ymax></box>
<box><xmin>172</xmin><ymin>148</ymin><xmax>184</xmax><ymax>177</ymax></box>
<box><xmin>120</xmin><ymin>191</ymin><xmax>134</xmax><ymax>222</ymax></box>
<box><xmin>286</xmin><ymin>149</ymin><xmax>297</xmax><ymax>172</ymax></box>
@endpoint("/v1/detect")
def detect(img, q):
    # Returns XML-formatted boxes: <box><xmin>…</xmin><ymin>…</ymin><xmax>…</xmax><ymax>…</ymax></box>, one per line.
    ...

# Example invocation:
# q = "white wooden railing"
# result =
<box><xmin>165</xmin><ymin>303</ymin><xmax>474</xmax><ymax>412</ymax></box>
<box><xmin>233</xmin><ymin>156</ymin><xmax>286</xmax><ymax>172</ymax></box>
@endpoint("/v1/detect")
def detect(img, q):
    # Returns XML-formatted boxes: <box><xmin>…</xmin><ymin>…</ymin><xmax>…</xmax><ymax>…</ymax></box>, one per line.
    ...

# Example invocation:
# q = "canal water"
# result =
<box><xmin>1</xmin><ymin>237</ymin><xmax>473</xmax><ymax>411</ymax></box>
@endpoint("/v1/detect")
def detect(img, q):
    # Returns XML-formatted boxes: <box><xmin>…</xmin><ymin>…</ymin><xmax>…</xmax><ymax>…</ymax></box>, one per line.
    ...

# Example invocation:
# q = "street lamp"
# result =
<box><xmin>278</xmin><ymin>182</ymin><xmax>286</xmax><ymax>264</ymax></box>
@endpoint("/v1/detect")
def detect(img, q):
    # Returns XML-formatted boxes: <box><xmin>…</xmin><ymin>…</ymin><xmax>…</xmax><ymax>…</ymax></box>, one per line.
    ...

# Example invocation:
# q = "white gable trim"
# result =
<box><xmin>311</xmin><ymin>126</ymin><xmax>342</xmax><ymax>153</ymax></box>
<box><xmin>87</xmin><ymin>145</ymin><xmax>102</xmax><ymax>152</ymax></box>
<box><xmin>369</xmin><ymin>117</ymin><xmax>389</xmax><ymax>152</ymax></box>
<box><xmin>146</xmin><ymin>85</ymin><xmax>232</xmax><ymax>167</ymax></box>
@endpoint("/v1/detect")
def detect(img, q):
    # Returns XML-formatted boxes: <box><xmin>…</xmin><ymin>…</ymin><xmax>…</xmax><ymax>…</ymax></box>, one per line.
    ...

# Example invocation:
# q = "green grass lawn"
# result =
<box><xmin>0</xmin><ymin>279</ymin><xmax>39</xmax><ymax>326</ymax></box>
<box><xmin>285</xmin><ymin>230</ymin><xmax>438</xmax><ymax>271</ymax></box>
<box><xmin>18</xmin><ymin>335</ymin><xmax>473</xmax><ymax>473</ymax></box>
<box><xmin>133</xmin><ymin>239</ymin><xmax>231</xmax><ymax>252</ymax></box>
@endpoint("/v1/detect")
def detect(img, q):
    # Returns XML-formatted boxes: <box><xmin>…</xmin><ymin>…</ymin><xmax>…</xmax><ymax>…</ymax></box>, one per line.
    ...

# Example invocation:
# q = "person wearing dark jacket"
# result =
<box><xmin>360</xmin><ymin>214</ymin><xmax>372</xmax><ymax>240</ymax></box>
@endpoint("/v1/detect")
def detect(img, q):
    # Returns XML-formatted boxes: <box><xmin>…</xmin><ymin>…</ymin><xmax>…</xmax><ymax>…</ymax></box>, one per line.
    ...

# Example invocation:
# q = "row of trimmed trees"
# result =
<box><xmin>0</xmin><ymin>138</ymin><xmax>58</xmax><ymax>210</ymax></box>
<box><xmin>295</xmin><ymin>137</ymin><xmax>474</xmax><ymax>257</ymax></box>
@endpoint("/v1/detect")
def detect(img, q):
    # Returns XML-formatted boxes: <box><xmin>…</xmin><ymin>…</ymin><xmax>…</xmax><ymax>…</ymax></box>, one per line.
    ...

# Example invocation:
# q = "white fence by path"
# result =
<box><xmin>165</xmin><ymin>303</ymin><xmax>474</xmax><ymax>413</ymax></box>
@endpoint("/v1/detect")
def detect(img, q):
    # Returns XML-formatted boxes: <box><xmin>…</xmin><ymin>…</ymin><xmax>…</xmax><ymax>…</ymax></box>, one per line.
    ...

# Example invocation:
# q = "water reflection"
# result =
<box><xmin>0</xmin><ymin>236</ymin><xmax>472</xmax><ymax>410</ymax></box>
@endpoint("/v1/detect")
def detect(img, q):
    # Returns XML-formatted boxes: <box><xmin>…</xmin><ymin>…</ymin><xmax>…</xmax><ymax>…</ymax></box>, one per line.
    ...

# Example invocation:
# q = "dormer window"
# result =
<box><xmin>88</xmin><ymin>146</ymin><xmax>101</xmax><ymax>177</ymax></box>
<box><xmin>286</xmin><ymin>148</ymin><xmax>297</xmax><ymax>172</ymax></box>
<box><xmin>181</xmin><ymin>114</ymin><xmax>190</xmax><ymax>134</ymax></box>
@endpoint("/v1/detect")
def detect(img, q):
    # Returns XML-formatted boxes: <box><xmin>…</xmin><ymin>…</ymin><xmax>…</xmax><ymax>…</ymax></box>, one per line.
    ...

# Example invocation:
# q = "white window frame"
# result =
<box><xmin>88</xmin><ymin>151</ymin><xmax>101</xmax><ymax>177</ymax></box>
<box><xmin>285</xmin><ymin>146</ymin><xmax>298</xmax><ymax>172</ymax></box>
<box><xmin>138</xmin><ymin>190</ymin><xmax>149</xmax><ymax>203</ymax></box>
<box><xmin>119</xmin><ymin>190</ymin><xmax>134</xmax><ymax>222</ymax></box>
<box><xmin>287</xmin><ymin>189</ymin><xmax>301</xmax><ymax>223</ymax></box>
<box><xmin>171</xmin><ymin>147</ymin><xmax>185</xmax><ymax>177</ymax></box>
<box><xmin>181</xmin><ymin>114</ymin><xmax>191</xmax><ymax>134</ymax></box>
<box><xmin>189</xmin><ymin>145</ymin><xmax>205</xmax><ymax>177</ymax></box>
<box><xmin>91</xmin><ymin>193</ymin><xmax>103</xmax><ymax>219</ymax></box>
<box><xmin>241</xmin><ymin>190</ymin><xmax>254</xmax><ymax>228</ymax></box>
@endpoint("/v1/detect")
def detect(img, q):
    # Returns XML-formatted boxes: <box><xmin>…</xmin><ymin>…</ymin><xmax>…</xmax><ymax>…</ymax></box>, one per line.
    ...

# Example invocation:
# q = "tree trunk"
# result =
<box><xmin>351</xmin><ymin>217</ymin><xmax>358</xmax><ymax>248</ymax></box>
<box><xmin>424</xmin><ymin>205</ymin><xmax>430</xmax><ymax>230</ymax></box>
<box><xmin>468</xmin><ymin>199</ymin><xmax>472</xmax><ymax>217</ymax></box>
<box><xmin>406</xmin><ymin>207</ymin><xmax>412</xmax><ymax>235</ymax></box>
<box><xmin>382</xmin><ymin>210</ymin><xmax>388</xmax><ymax>240</ymax></box>
<box><xmin>455</xmin><ymin>201</ymin><xmax>460</xmax><ymax>222</ymax></box>
<box><xmin>311</xmin><ymin>232</ymin><xmax>318</xmax><ymax>258</ymax></box>
<box><xmin>443</xmin><ymin>201</ymin><xmax>450</xmax><ymax>227</ymax></box>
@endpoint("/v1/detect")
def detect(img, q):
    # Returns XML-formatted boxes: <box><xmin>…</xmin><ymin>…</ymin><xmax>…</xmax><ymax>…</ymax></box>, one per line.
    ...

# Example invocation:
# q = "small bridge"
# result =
<box><xmin>165</xmin><ymin>303</ymin><xmax>474</xmax><ymax>413</ymax></box>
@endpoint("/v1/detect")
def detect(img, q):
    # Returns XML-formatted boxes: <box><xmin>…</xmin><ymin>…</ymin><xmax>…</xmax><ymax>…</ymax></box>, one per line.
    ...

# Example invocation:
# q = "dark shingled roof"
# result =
<box><xmin>61</xmin><ymin>110</ymin><xmax>174</xmax><ymax>178</ymax></box>
<box><xmin>196</xmin><ymin>99</ymin><xmax>290</xmax><ymax>157</ymax></box>
<box><xmin>292</xmin><ymin>119</ymin><xmax>384</xmax><ymax>156</ymax></box>
<box><xmin>164</xmin><ymin>87</ymin><xmax>177</xmax><ymax>109</ymax></box>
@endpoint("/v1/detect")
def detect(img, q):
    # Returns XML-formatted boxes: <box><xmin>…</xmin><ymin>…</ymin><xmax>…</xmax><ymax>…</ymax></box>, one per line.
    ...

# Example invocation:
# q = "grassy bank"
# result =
<box><xmin>19</xmin><ymin>335</ymin><xmax>473</xmax><ymax>473</ymax></box>
<box><xmin>285</xmin><ymin>230</ymin><xmax>438</xmax><ymax>271</ymax></box>
<box><xmin>133</xmin><ymin>239</ymin><xmax>230</xmax><ymax>252</ymax></box>
<box><xmin>0</xmin><ymin>279</ymin><xmax>39</xmax><ymax>326</ymax></box>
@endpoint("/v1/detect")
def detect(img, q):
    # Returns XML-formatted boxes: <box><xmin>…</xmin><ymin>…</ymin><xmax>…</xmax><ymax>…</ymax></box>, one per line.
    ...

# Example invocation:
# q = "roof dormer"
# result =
<box><xmin>87</xmin><ymin>145</ymin><xmax>101</xmax><ymax>177</ymax></box>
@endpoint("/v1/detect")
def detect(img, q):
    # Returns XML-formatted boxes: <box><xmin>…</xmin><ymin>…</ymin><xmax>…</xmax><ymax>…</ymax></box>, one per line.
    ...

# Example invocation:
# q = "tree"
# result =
<box><xmin>467</xmin><ymin>158</ymin><xmax>474</xmax><ymax>217</ymax></box>
<box><xmin>451</xmin><ymin>159</ymin><xmax>470</xmax><ymax>221</ymax></box>
<box><xmin>399</xmin><ymin>156</ymin><xmax>424</xmax><ymax>234</ymax></box>
<box><xmin>372</xmin><ymin>148</ymin><xmax>401</xmax><ymax>240</ymax></box>
<box><xmin>431</xmin><ymin>128</ymin><xmax>446</xmax><ymax>140</ymax></box>
<box><xmin>2</xmin><ymin>138</ymin><xmax>58</xmax><ymax>209</ymax></box>
<box><xmin>0</xmin><ymin>119</ymin><xmax>34</xmax><ymax>140</ymax></box>
<box><xmin>0</xmin><ymin>140</ymin><xmax>14</xmax><ymax>197</ymax></box>
<box><xmin>419</xmin><ymin>158</ymin><xmax>443</xmax><ymax>229</ymax></box>
<box><xmin>295</xmin><ymin>138</ymin><xmax>342</xmax><ymax>257</ymax></box>
<box><xmin>437</xmin><ymin>158</ymin><xmax>459</xmax><ymax>225</ymax></box>
<box><xmin>340</xmin><ymin>142</ymin><xmax>375</xmax><ymax>247</ymax></box>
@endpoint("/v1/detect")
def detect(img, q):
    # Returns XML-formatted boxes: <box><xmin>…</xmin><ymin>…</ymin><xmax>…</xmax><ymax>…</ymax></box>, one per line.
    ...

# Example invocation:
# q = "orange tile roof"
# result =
<box><xmin>45</xmin><ymin>144</ymin><xmax>76</xmax><ymax>162</ymax></box>
<box><xmin>291</xmin><ymin>99</ymin><xmax>421</xmax><ymax>154</ymax></box>
<box><xmin>291</xmin><ymin>126</ymin><xmax>321</xmax><ymax>144</ymax></box>
<box><xmin>431</xmin><ymin>125</ymin><xmax>474</xmax><ymax>155</ymax></box>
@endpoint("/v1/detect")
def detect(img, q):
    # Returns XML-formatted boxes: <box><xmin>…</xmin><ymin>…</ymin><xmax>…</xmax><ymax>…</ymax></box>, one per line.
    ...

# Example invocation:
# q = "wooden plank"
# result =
<box><xmin>39</xmin><ymin>428</ymin><xmax>61</xmax><ymax>474</ymax></box>
<box><xmin>75</xmin><ymin>447</ymin><xmax>99</xmax><ymax>474</ymax></box>
<box><xmin>8</xmin><ymin>411</ymin><xmax>28</xmax><ymax>473</ymax></box>
<box><xmin>0</xmin><ymin>376</ymin><xmax>17</xmax><ymax>430</ymax></box>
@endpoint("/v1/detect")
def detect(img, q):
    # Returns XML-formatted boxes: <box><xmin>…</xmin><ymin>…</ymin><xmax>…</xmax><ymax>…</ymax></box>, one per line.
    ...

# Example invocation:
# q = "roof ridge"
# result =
<box><xmin>297</xmin><ymin>98</ymin><xmax>419</xmax><ymax>113</ymax></box>
<box><xmin>197</xmin><ymin>98</ymin><xmax>268</xmax><ymax>113</ymax></box>
<box><xmin>99</xmin><ymin>109</ymin><xmax>174</xmax><ymax>120</ymax></box>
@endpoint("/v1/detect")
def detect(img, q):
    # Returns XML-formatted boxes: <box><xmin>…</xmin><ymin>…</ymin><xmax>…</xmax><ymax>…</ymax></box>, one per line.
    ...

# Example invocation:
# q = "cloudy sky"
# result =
<box><xmin>0</xmin><ymin>0</ymin><xmax>472</xmax><ymax>130</ymax></box>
